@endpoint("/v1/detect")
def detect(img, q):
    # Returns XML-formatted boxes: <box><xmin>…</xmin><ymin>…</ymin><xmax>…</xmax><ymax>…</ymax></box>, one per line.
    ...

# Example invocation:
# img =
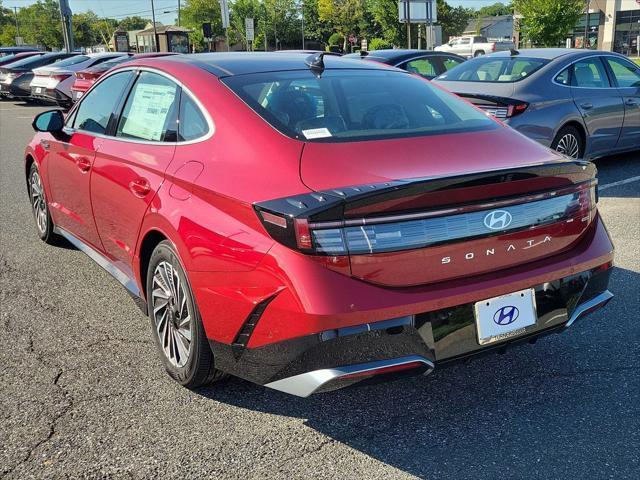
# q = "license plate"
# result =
<box><xmin>474</xmin><ymin>288</ymin><xmax>536</xmax><ymax>345</ymax></box>
<box><xmin>74</xmin><ymin>91</ymin><xmax>83</xmax><ymax>99</ymax></box>
<box><xmin>35</xmin><ymin>87</ymin><xmax>42</xmax><ymax>94</ymax></box>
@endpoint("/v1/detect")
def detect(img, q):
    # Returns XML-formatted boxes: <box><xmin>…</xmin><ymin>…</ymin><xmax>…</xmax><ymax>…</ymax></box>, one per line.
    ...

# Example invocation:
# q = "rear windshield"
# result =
<box><xmin>51</xmin><ymin>55</ymin><xmax>89</xmax><ymax>67</ymax></box>
<box><xmin>222</xmin><ymin>69</ymin><xmax>496</xmax><ymax>142</ymax></box>
<box><xmin>90</xmin><ymin>56</ymin><xmax>131</xmax><ymax>71</ymax></box>
<box><xmin>3</xmin><ymin>54</ymin><xmax>47</xmax><ymax>69</ymax></box>
<box><xmin>436</xmin><ymin>57</ymin><xmax>549</xmax><ymax>83</ymax></box>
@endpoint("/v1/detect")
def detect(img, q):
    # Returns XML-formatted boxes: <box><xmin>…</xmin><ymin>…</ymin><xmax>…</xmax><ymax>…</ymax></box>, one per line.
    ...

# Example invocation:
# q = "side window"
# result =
<box><xmin>404</xmin><ymin>58</ymin><xmax>438</xmax><ymax>79</ymax></box>
<box><xmin>178</xmin><ymin>93</ymin><xmax>209</xmax><ymax>141</ymax></box>
<box><xmin>572</xmin><ymin>58</ymin><xmax>610</xmax><ymax>88</ymax></box>
<box><xmin>116</xmin><ymin>71</ymin><xmax>179</xmax><ymax>142</ymax></box>
<box><xmin>442</xmin><ymin>57</ymin><xmax>463</xmax><ymax>71</ymax></box>
<box><xmin>606</xmin><ymin>57</ymin><xmax>640</xmax><ymax>88</ymax></box>
<box><xmin>460</xmin><ymin>38</ymin><xmax>471</xmax><ymax>45</ymax></box>
<box><xmin>73</xmin><ymin>71</ymin><xmax>134</xmax><ymax>134</ymax></box>
<box><xmin>555</xmin><ymin>68</ymin><xmax>571</xmax><ymax>86</ymax></box>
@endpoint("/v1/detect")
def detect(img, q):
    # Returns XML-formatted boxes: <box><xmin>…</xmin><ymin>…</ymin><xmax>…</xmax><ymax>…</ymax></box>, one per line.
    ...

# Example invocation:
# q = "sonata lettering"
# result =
<box><xmin>441</xmin><ymin>236</ymin><xmax>552</xmax><ymax>264</ymax></box>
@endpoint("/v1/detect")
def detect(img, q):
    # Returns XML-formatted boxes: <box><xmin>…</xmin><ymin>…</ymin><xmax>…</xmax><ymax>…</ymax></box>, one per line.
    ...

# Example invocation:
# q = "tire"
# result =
<box><xmin>146</xmin><ymin>240</ymin><xmax>226</xmax><ymax>389</ymax></box>
<box><xmin>474</xmin><ymin>50</ymin><xmax>485</xmax><ymax>57</ymax></box>
<box><xmin>28</xmin><ymin>162</ymin><xmax>58</xmax><ymax>244</ymax></box>
<box><xmin>551</xmin><ymin>125</ymin><xmax>584</xmax><ymax>159</ymax></box>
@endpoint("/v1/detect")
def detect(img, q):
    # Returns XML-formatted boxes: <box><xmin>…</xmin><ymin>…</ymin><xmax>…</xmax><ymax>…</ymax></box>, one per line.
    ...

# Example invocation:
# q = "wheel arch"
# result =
<box><xmin>137</xmin><ymin>229</ymin><xmax>169</xmax><ymax>301</ymax></box>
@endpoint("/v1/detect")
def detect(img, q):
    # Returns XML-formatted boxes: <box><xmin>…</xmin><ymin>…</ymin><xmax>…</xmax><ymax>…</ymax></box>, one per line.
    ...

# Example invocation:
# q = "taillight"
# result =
<box><xmin>51</xmin><ymin>73</ymin><xmax>70</xmax><ymax>82</ymax></box>
<box><xmin>255</xmin><ymin>181</ymin><xmax>597</xmax><ymax>256</ymax></box>
<box><xmin>491</xmin><ymin>44</ymin><xmax>496</xmax><ymax>52</ymax></box>
<box><xmin>506</xmin><ymin>102</ymin><xmax>529</xmax><ymax>117</ymax></box>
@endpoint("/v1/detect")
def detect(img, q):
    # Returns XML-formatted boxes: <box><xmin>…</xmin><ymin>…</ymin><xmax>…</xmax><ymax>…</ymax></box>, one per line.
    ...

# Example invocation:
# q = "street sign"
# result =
<box><xmin>398</xmin><ymin>0</ymin><xmax>437</xmax><ymax>23</ymax></box>
<box><xmin>15</xmin><ymin>36</ymin><xmax>24</xmax><ymax>46</ymax></box>
<box><xmin>219</xmin><ymin>0</ymin><xmax>230</xmax><ymax>29</ymax></box>
<box><xmin>202</xmin><ymin>22</ymin><xmax>212</xmax><ymax>39</ymax></box>
<box><xmin>245</xmin><ymin>18</ymin><xmax>254</xmax><ymax>42</ymax></box>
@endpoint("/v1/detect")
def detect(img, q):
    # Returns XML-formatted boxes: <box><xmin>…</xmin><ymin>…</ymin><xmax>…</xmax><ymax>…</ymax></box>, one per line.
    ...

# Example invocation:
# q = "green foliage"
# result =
<box><xmin>437</xmin><ymin>0</ymin><xmax>473</xmax><ymax>42</ymax></box>
<box><xmin>319</xmin><ymin>0</ymin><xmax>364</xmax><ymax>48</ymax></box>
<box><xmin>117</xmin><ymin>16</ymin><xmax>149</xmax><ymax>31</ymax></box>
<box><xmin>328</xmin><ymin>32</ymin><xmax>343</xmax><ymax>46</ymax></box>
<box><xmin>229</xmin><ymin>0</ymin><xmax>261</xmax><ymax>49</ymax></box>
<box><xmin>181</xmin><ymin>0</ymin><xmax>223</xmax><ymax>51</ymax></box>
<box><xmin>476</xmin><ymin>2</ymin><xmax>512</xmax><ymax>18</ymax></box>
<box><xmin>513</xmin><ymin>0</ymin><xmax>584</xmax><ymax>47</ymax></box>
<box><xmin>369</xmin><ymin>37</ymin><xmax>392</xmax><ymax>50</ymax></box>
<box><xmin>369</xmin><ymin>0</ymin><xmax>405</xmax><ymax>48</ymax></box>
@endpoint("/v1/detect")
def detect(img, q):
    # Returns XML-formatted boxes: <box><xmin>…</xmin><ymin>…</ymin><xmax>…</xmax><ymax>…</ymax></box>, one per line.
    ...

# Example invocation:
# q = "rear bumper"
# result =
<box><xmin>30</xmin><ymin>87</ymin><xmax>70</xmax><ymax>105</ymax></box>
<box><xmin>209</xmin><ymin>259</ymin><xmax>613</xmax><ymax>396</ymax></box>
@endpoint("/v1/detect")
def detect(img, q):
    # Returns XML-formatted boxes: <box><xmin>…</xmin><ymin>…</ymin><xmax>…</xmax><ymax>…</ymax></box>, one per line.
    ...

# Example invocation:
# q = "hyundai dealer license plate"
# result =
<box><xmin>474</xmin><ymin>289</ymin><xmax>536</xmax><ymax>345</ymax></box>
<box><xmin>35</xmin><ymin>87</ymin><xmax>42</xmax><ymax>94</ymax></box>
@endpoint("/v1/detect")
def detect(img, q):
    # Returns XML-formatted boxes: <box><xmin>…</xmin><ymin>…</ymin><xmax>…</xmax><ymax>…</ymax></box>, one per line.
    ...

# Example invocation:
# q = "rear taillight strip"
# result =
<box><xmin>312</xmin><ymin>188</ymin><xmax>594</xmax><ymax>255</ymax></box>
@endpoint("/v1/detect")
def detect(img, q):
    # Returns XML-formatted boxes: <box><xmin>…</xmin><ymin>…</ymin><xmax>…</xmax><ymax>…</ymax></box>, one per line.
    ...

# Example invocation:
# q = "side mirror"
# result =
<box><xmin>32</xmin><ymin>110</ymin><xmax>64</xmax><ymax>133</ymax></box>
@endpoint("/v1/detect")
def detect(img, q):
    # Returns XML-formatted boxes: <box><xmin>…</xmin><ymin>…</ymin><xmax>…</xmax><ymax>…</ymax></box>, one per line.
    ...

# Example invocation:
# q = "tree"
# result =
<box><xmin>513</xmin><ymin>0</ymin><xmax>583</xmax><ymax>47</ymax></box>
<box><xmin>369</xmin><ymin>0</ymin><xmax>405</xmax><ymax>48</ymax></box>
<box><xmin>14</xmin><ymin>0</ymin><xmax>63</xmax><ymax>49</ymax></box>
<box><xmin>437</xmin><ymin>0</ymin><xmax>473</xmax><ymax>42</ymax></box>
<box><xmin>476</xmin><ymin>2</ymin><xmax>512</xmax><ymax>18</ymax></box>
<box><xmin>318</xmin><ymin>0</ymin><xmax>365</xmax><ymax>50</ymax></box>
<box><xmin>0</xmin><ymin>0</ymin><xmax>17</xmax><ymax>46</ymax></box>
<box><xmin>229</xmin><ymin>0</ymin><xmax>261</xmax><ymax>50</ymax></box>
<box><xmin>117</xmin><ymin>16</ymin><xmax>149</xmax><ymax>31</ymax></box>
<box><xmin>302</xmin><ymin>0</ymin><xmax>333</xmax><ymax>45</ymax></box>
<box><xmin>180</xmin><ymin>0</ymin><xmax>223</xmax><ymax>51</ymax></box>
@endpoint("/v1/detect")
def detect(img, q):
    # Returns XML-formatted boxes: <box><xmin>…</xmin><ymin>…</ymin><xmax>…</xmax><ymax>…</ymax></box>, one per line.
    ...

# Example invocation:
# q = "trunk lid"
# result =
<box><xmin>297</xmin><ymin>129</ymin><xmax>596</xmax><ymax>287</ymax></box>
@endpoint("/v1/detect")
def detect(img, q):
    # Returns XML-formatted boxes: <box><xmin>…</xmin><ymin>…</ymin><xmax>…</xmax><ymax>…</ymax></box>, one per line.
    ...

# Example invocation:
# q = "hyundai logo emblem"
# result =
<box><xmin>494</xmin><ymin>305</ymin><xmax>520</xmax><ymax>325</ymax></box>
<box><xmin>484</xmin><ymin>210</ymin><xmax>513</xmax><ymax>230</ymax></box>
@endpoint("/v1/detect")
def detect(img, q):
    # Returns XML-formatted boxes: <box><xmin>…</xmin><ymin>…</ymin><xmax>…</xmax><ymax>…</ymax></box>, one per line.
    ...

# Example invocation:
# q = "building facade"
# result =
<box><xmin>589</xmin><ymin>0</ymin><xmax>639</xmax><ymax>54</ymax></box>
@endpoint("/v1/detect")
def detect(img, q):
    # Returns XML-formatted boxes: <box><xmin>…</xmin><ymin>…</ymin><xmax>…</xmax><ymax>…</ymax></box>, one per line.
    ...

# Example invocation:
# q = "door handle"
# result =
<box><xmin>40</xmin><ymin>139</ymin><xmax>50</xmax><ymax>150</ymax></box>
<box><xmin>580</xmin><ymin>102</ymin><xmax>593</xmax><ymax>110</ymax></box>
<box><xmin>626</xmin><ymin>98</ymin><xmax>638</xmax><ymax>106</ymax></box>
<box><xmin>129</xmin><ymin>178</ymin><xmax>151</xmax><ymax>198</ymax></box>
<box><xmin>76</xmin><ymin>157</ymin><xmax>91</xmax><ymax>173</ymax></box>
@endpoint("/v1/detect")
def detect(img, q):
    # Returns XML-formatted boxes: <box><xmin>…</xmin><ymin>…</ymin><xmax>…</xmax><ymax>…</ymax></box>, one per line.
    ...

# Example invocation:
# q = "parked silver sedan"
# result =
<box><xmin>433</xmin><ymin>49</ymin><xmax>640</xmax><ymax>160</ymax></box>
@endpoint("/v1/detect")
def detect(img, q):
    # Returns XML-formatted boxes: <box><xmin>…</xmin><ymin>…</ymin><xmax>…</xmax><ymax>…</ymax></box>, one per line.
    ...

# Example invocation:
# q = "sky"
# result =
<box><xmin>6</xmin><ymin>0</ymin><xmax>502</xmax><ymax>26</ymax></box>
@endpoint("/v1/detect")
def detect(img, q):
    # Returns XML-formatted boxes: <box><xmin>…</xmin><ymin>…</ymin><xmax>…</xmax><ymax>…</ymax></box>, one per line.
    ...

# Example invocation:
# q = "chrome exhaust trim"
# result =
<box><xmin>565</xmin><ymin>290</ymin><xmax>613</xmax><ymax>329</ymax></box>
<box><xmin>264</xmin><ymin>355</ymin><xmax>434</xmax><ymax>398</ymax></box>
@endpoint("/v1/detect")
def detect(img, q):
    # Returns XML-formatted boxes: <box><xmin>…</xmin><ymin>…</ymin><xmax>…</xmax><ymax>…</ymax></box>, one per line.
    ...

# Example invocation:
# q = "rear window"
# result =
<box><xmin>222</xmin><ymin>69</ymin><xmax>496</xmax><ymax>142</ymax></box>
<box><xmin>3</xmin><ymin>54</ymin><xmax>47</xmax><ymax>69</ymax></box>
<box><xmin>436</xmin><ymin>57</ymin><xmax>549</xmax><ymax>83</ymax></box>
<box><xmin>90</xmin><ymin>56</ymin><xmax>131</xmax><ymax>71</ymax></box>
<box><xmin>52</xmin><ymin>55</ymin><xmax>89</xmax><ymax>67</ymax></box>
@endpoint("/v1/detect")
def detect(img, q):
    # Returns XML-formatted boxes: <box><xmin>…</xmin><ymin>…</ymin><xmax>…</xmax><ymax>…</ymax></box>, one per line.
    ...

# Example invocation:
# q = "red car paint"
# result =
<box><xmin>25</xmin><ymin>54</ymin><xmax>614</xmax><ymax>394</ymax></box>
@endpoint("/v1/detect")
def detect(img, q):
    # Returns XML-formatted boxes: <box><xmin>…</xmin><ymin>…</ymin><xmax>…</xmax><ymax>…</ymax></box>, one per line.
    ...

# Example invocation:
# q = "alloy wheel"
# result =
<box><xmin>151</xmin><ymin>261</ymin><xmax>192</xmax><ymax>368</ymax></box>
<box><xmin>30</xmin><ymin>169</ymin><xmax>48</xmax><ymax>235</ymax></box>
<box><xmin>555</xmin><ymin>133</ymin><xmax>580</xmax><ymax>159</ymax></box>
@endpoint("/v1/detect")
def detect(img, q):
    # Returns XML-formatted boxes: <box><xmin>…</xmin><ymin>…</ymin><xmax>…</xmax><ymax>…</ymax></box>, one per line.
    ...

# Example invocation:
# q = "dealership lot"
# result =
<box><xmin>1</xmin><ymin>102</ymin><xmax>638</xmax><ymax>479</ymax></box>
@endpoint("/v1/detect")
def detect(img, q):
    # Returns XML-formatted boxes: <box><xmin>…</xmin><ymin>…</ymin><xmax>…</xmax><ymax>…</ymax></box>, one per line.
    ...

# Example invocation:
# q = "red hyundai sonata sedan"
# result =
<box><xmin>25</xmin><ymin>53</ymin><xmax>614</xmax><ymax>397</ymax></box>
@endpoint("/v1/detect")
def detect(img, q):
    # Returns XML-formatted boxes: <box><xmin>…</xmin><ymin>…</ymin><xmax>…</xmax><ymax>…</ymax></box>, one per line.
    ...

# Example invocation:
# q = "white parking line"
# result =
<box><xmin>599</xmin><ymin>176</ymin><xmax>640</xmax><ymax>192</ymax></box>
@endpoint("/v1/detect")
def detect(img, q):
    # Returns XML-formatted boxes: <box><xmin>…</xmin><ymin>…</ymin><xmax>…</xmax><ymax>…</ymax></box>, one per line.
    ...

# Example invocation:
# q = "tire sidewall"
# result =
<box><xmin>146</xmin><ymin>241</ymin><xmax>206</xmax><ymax>385</ymax></box>
<box><xmin>28</xmin><ymin>162</ymin><xmax>54</xmax><ymax>241</ymax></box>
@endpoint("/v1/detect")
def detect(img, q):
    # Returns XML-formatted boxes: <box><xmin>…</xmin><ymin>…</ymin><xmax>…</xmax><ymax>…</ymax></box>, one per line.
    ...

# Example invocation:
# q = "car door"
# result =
<box><xmin>45</xmin><ymin>70</ymin><xmax>135</xmax><ymax>249</ymax></box>
<box><xmin>604</xmin><ymin>56</ymin><xmax>640</xmax><ymax>150</ymax></box>
<box><xmin>570</xmin><ymin>57</ymin><xmax>625</xmax><ymax>156</ymax></box>
<box><xmin>90</xmin><ymin>70</ymin><xmax>179</xmax><ymax>276</ymax></box>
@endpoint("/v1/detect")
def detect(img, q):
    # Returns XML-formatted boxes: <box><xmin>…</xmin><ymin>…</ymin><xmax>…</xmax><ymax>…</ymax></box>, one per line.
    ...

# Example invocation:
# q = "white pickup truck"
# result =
<box><xmin>435</xmin><ymin>35</ymin><xmax>515</xmax><ymax>58</ymax></box>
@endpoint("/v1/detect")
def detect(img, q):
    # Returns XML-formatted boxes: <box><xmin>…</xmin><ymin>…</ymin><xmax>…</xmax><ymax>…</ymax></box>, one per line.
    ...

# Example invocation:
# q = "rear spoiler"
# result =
<box><xmin>256</xmin><ymin>160</ymin><xmax>597</xmax><ymax>223</ymax></box>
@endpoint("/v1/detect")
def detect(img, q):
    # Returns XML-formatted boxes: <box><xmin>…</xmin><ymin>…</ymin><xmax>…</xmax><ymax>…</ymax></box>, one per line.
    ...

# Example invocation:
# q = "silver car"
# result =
<box><xmin>433</xmin><ymin>49</ymin><xmax>640</xmax><ymax>160</ymax></box>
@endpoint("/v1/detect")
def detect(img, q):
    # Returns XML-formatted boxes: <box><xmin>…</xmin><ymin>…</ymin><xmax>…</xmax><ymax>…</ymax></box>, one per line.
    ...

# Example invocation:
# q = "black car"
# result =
<box><xmin>0</xmin><ymin>52</ymin><xmax>77</xmax><ymax>100</ymax></box>
<box><xmin>343</xmin><ymin>49</ymin><xmax>466</xmax><ymax>80</ymax></box>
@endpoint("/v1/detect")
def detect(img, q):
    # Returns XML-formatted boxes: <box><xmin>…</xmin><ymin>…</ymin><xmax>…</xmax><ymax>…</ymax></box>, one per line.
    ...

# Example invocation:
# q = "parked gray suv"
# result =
<box><xmin>433</xmin><ymin>49</ymin><xmax>640</xmax><ymax>160</ymax></box>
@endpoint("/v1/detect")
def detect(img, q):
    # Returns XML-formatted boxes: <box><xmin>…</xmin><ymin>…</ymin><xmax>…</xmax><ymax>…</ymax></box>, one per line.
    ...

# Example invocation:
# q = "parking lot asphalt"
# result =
<box><xmin>1</xmin><ymin>101</ymin><xmax>639</xmax><ymax>479</ymax></box>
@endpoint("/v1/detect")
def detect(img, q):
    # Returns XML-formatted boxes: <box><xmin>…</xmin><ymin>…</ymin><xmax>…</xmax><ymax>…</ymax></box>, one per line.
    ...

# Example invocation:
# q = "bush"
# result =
<box><xmin>328</xmin><ymin>33</ymin><xmax>344</xmax><ymax>47</ymax></box>
<box><xmin>369</xmin><ymin>38</ymin><xmax>393</xmax><ymax>50</ymax></box>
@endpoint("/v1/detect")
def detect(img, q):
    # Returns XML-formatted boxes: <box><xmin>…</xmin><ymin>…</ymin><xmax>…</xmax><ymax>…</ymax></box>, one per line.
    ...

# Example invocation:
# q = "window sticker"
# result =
<box><xmin>121</xmin><ymin>83</ymin><xmax>176</xmax><ymax>141</ymax></box>
<box><xmin>302</xmin><ymin>127</ymin><xmax>332</xmax><ymax>139</ymax></box>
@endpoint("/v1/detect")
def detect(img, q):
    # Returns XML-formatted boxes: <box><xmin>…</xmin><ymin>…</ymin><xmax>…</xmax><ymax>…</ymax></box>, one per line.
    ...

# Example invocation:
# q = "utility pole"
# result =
<box><xmin>301</xmin><ymin>1</ymin><xmax>305</xmax><ymax>49</ymax></box>
<box><xmin>583</xmin><ymin>0</ymin><xmax>589</xmax><ymax>49</ymax></box>
<box><xmin>59</xmin><ymin>0</ymin><xmax>74</xmax><ymax>52</ymax></box>
<box><xmin>406</xmin><ymin>1</ymin><xmax>411</xmax><ymax>49</ymax></box>
<box><xmin>151</xmin><ymin>0</ymin><xmax>159</xmax><ymax>52</ymax></box>
<box><xmin>13</xmin><ymin>6</ymin><xmax>20</xmax><ymax>44</ymax></box>
<box><xmin>177</xmin><ymin>0</ymin><xmax>181</xmax><ymax>27</ymax></box>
